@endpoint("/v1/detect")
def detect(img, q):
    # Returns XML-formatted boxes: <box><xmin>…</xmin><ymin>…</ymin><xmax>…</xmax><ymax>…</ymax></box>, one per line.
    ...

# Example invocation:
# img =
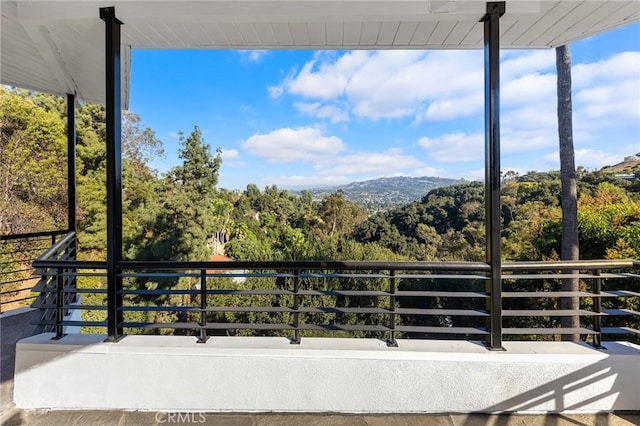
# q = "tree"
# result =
<box><xmin>319</xmin><ymin>190</ymin><xmax>367</xmax><ymax>239</ymax></box>
<box><xmin>160</xmin><ymin>126</ymin><xmax>222</xmax><ymax>261</ymax></box>
<box><xmin>556</xmin><ymin>44</ymin><xmax>580</xmax><ymax>340</ymax></box>
<box><xmin>0</xmin><ymin>89</ymin><xmax>67</xmax><ymax>235</ymax></box>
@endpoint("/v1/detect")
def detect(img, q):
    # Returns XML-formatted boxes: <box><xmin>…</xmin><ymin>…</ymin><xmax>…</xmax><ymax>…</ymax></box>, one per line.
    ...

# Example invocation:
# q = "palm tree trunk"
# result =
<box><xmin>556</xmin><ymin>45</ymin><xmax>580</xmax><ymax>341</ymax></box>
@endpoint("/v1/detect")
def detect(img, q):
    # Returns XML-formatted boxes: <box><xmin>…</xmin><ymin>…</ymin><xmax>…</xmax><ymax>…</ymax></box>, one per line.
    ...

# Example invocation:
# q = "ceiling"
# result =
<box><xmin>2</xmin><ymin>1</ymin><xmax>639</xmax><ymax>105</ymax></box>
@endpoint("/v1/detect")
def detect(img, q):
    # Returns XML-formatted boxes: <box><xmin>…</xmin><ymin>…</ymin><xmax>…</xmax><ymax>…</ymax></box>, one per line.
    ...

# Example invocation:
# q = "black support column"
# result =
<box><xmin>100</xmin><ymin>7</ymin><xmax>124</xmax><ymax>342</ymax></box>
<box><xmin>66</xmin><ymin>94</ymin><xmax>76</xmax><ymax>233</ymax></box>
<box><xmin>482</xmin><ymin>2</ymin><xmax>504</xmax><ymax>350</ymax></box>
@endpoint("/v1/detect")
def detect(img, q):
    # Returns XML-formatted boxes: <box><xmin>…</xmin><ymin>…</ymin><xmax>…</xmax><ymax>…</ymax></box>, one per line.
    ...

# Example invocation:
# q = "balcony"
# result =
<box><xmin>2</xmin><ymin>0</ymin><xmax>640</xmax><ymax>416</ymax></box>
<box><xmin>2</xmin><ymin>231</ymin><xmax>638</xmax><ymax>413</ymax></box>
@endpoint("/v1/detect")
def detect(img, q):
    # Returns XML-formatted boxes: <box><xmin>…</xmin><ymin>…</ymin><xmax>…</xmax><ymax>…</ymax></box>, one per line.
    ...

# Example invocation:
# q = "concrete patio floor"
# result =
<box><xmin>0</xmin><ymin>409</ymin><xmax>639</xmax><ymax>426</ymax></box>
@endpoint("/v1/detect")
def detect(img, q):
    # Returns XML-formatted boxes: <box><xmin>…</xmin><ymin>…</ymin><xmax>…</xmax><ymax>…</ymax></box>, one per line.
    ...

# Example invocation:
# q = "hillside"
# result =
<box><xmin>601</xmin><ymin>153</ymin><xmax>640</xmax><ymax>173</ymax></box>
<box><xmin>302</xmin><ymin>176</ymin><xmax>464</xmax><ymax>211</ymax></box>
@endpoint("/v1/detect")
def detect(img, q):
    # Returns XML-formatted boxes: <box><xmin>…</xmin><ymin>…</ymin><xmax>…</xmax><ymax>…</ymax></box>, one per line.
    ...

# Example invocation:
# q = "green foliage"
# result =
<box><xmin>133</xmin><ymin>127</ymin><xmax>222</xmax><ymax>262</ymax></box>
<box><xmin>3</xmin><ymin>89</ymin><xmax>638</xmax><ymax>339</ymax></box>
<box><xmin>0</xmin><ymin>88</ymin><xmax>67</xmax><ymax>234</ymax></box>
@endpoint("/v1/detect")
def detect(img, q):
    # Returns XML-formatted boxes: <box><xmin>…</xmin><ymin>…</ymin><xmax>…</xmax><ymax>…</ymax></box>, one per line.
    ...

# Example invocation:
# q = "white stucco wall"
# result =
<box><xmin>13</xmin><ymin>334</ymin><xmax>640</xmax><ymax>413</ymax></box>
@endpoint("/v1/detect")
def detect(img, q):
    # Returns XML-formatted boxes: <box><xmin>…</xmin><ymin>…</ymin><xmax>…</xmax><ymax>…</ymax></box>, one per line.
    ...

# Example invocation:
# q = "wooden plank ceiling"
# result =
<box><xmin>2</xmin><ymin>1</ymin><xmax>639</xmax><ymax>104</ymax></box>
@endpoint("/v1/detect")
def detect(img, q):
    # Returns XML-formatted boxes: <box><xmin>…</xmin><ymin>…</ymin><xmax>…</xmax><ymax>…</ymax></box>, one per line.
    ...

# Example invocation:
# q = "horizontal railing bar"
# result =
<box><xmin>29</xmin><ymin>259</ymin><xmax>640</xmax><ymax>273</ymax></box>
<box><xmin>394</xmin><ymin>326</ymin><xmax>489</xmax><ymax>335</ymax></box>
<box><xmin>118</xmin><ymin>272</ymin><xmax>492</xmax><ymax>280</ymax></box>
<box><xmin>502</xmin><ymin>309</ymin><xmax>600</xmax><ymax>317</ymax></box>
<box><xmin>395</xmin><ymin>291</ymin><xmax>488</xmax><ymax>298</ymax></box>
<box><xmin>34</xmin><ymin>304</ymin><xmax>497</xmax><ymax>318</ymax></box>
<box><xmin>602</xmin><ymin>290</ymin><xmax>640</xmax><ymax>297</ymax></box>
<box><xmin>122</xmin><ymin>289</ymin><xmax>228</xmax><ymax>296</ymax></box>
<box><xmin>502</xmin><ymin>259</ymin><xmax>636</xmax><ymax>271</ymax></box>
<box><xmin>203</xmin><ymin>323</ymin><xmax>293</xmax><ymax>330</ymax></box>
<box><xmin>33</xmin><ymin>289</ymin><xmax>639</xmax><ymax>299</ymax></box>
<box><xmin>121</xmin><ymin>272</ymin><xmax>202</xmax><ymax>278</ymax></box>
<box><xmin>0</xmin><ymin>230</ymin><xmax>69</xmax><ymax>241</ymax></box>
<box><xmin>297</xmin><ymin>324</ymin><xmax>389</xmax><ymax>332</ymax></box>
<box><xmin>121</xmin><ymin>322</ymin><xmax>200</xmax><ymax>329</ymax></box>
<box><xmin>36</xmin><ymin>272</ymin><xmax>107</xmax><ymax>278</ymax></box>
<box><xmin>302</xmin><ymin>273</ymin><xmax>405</xmax><ymax>279</ymax></box>
<box><xmin>32</xmin><ymin>287</ymin><xmax>107</xmax><ymax>294</ymax></box>
<box><xmin>37</xmin><ymin>304</ymin><xmax>105</xmax><ymax>311</ymax></box>
<box><xmin>602</xmin><ymin>309</ymin><xmax>640</xmax><ymax>316</ymax></box>
<box><xmin>502</xmin><ymin>274</ymin><xmax>610</xmax><ymax>280</ymax></box>
<box><xmin>36</xmin><ymin>320</ymin><xmax>107</xmax><ymax>327</ymax></box>
<box><xmin>502</xmin><ymin>291</ymin><xmax>640</xmax><ymax>298</ymax></box>
<box><xmin>119</xmin><ymin>260</ymin><xmax>491</xmax><ymax>272</ymax></box>
<box><xmin>297</xmin><ymin>290</ymin><xmax>389</xmax><ymax>297</ymax></box>
<box><xmin>394</xmin><ymin>274</ymin><xmax>488</xmax><ymax>280</ymax></box>
<box><xmin>33</xmin><ymin>260</ymin><xmax>106</xmax><ymax>269</ymax></box>
<box><xmin>601</xmin><ymin>327</ymin><xmax>640</xmax><ymax>335</ymax></box>
<box><xmin>123</xmin><ymin>306</ymin><xmax>198</xmax><ymax>312</ymax></box>
<box><xmin>503</xmin><ymin>327</ymin><xmax>598</xmax><ymax>334</ymax></box>
<box><xmin>598</xmin><ymin>272</ymin><xmax>640</xmax><ymax>279</ymax></box>
<box><xmin>395</xmin><ymin>308</ymin><xmax>489</xmax><ymax>316</ymax></box>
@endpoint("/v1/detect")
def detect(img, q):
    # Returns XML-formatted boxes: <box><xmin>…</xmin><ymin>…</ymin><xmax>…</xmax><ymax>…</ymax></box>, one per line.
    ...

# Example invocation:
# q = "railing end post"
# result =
<box><xmin>104</xmin><ymin>334</ymin><xmax>125</xmax><ymax>343</ymax></box>
<box><xmin>484</xmin><ymin>341</ymin><xmax>506</xmax><ymax>351</ymax></box>
<box><xmin>289</xmin><ymin>335</ymin><xmax>301</xmax><ymax>345</ymax></box>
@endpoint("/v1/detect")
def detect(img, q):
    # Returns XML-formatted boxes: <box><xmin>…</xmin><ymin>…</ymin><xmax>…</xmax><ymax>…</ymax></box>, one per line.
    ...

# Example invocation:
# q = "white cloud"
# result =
<box><xmin>318</xmin><ymin>148</ymin><xmax>423</xmax><ymax>176</ymax></box>
<box><xmin>294</xmin><ymin>102</ymin><xmax>349</xmax><ymax>123</ymax></box>
<box><xmin>422</xmin><ymin>93</ymin><xmax>483</xmax><ymax>121</ymax></box>
<box><xmin>261</xmin><ymin>147</ymin><xmax>432</xmax><ymax>188</ymax></box>
<box><xmin>264</xmin><ymin>49</ymin><xmax>638</xmax><ymax>180</ymax></box>
<box><xmin>272</xmin><ymin>50</ymin><xmax>484</xmax><ymax>121</ymax></box>
<box><xmin>543</xmin><ymin>148</ymin><xmax>625</xmax><ymax>170</ymax></box>
<box><xmin>418</xmin><ymin>133</ymin><xmax>484</xmax><ymax>163</ymax></box>
<box><xmin>238</xmin><ymin>50</ymin><xmax>269</xmax><ymax>63</ymax></box>
<box><xmin>268</xmin><ymin>84</ymin><xmax>284</xmax><ymax>99</ymax></box>
<box><xmin>241</xmin><ymin>126</ymin><xmax>345</xmax><ymax>163</ymax></box>
<box><xmin>410</xmin><ymin>166</ymin><xmax>444</xmax><ymax>177</ymax></box>
<box><xmin>502</xmin><ymin>73</ymin><xmax>556</xmax><ymax>108</ymax></box>
<box><xmin>267</xmin><ymin>174</ymin><xmax>350</xmax><ymax>188</ymax></box>
<box><xmin>220</xmin><ymin>148</ymin><xmax>239</xmax><ymax>160</ymax></box>
<box><xmin>501</xmin><ymin>50</ymin><xmax>555</xmax><ymax>81</ymax></box>
<box><xmin>463</xmin><ymin>168</ymin><xmax>485</xmax><ymax>182</ymax></box>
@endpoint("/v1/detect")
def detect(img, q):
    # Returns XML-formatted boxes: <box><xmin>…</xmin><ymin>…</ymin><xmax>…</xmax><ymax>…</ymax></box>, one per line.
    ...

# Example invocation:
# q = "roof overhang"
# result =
<box><xmin>2</xmin><ymin>1</ymin><xmax>639</xmax><ymax>105</ymax></box>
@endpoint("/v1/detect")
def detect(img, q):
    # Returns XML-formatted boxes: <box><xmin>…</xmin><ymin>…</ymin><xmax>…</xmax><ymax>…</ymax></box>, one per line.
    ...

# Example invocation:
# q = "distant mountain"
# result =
<box><xmin>301</xmin><ymin>176</ymin><xmax>464</xmax><ymax>211</ymax></box>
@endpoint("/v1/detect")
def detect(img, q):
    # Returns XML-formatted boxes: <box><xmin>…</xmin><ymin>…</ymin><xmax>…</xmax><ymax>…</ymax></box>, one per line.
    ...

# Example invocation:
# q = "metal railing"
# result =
<box><xmin>31</xmin><ymin>234</ymin><xmax>640</xmax><ymax>347</ymax></box>
<box><xmin>29</xmin><ymin>231</ymin><xmax>78</xmax><ymax>336</ymax></box>
<box><xmin>0</xmin><ymin>230</ymin><xmax>69</xmax><ymax>314</ymax></box>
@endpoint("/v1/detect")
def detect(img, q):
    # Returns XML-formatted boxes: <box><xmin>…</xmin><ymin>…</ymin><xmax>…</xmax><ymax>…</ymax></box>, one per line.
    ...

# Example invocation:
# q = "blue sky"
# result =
<box><xmin>129</xmin><ymin>23</ymin><xmax>640</xmax><ymax>191</ymax></box>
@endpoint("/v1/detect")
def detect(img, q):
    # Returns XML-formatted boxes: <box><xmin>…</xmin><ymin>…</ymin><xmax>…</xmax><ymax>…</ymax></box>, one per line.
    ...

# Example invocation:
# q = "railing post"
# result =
<box><xmin>52</xmin><ymin>267</ymin><xmax>65</xmax><ymax>340</ymax></box>
<box><xmin>482</xmin><ymin>2</ymin><xmax>505</xmax><ymax>351</ymax></box>
<box><xmin>197</xmin><ymin>269</ymin><xmax>209</xmax><ymax>343</ymax></box>
<box><xmin>592</xmin><ymin>269</ymin><xmax>603</xmax><ymax>349</ymax></box>
<box><xmin>387</xmin><ymin>270</ymin><xmax>398</xmax><ymax>347</ymax></box>
<box><xmin>291</xmin><ymin>270</ymin><xmax>301</xmax><ymax>344</ymax></box>
<box><xmin>101</xmin><ymin>6</ymin><xmax>124</xmax><ymax>342</ymax></box>
<box><xmin>67</xmin><ymin>93</ymin><xmax>77</xmax><ymax>234</ymax></box>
